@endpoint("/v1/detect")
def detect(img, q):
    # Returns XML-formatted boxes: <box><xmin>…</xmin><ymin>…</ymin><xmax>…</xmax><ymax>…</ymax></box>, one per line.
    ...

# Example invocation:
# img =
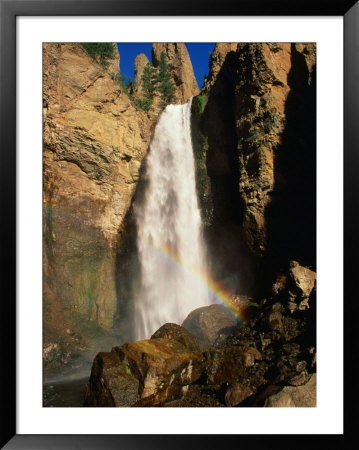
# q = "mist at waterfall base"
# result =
<box><xmin>133</xmin><ymin>99</ymin><xmax>214</xmax><ymax>340</ymax></box>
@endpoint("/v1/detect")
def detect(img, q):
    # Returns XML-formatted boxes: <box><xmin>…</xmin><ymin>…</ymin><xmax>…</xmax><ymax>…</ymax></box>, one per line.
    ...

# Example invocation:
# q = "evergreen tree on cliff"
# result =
<box><xmin>81</xmin><ymin>43</ymin><xmax>115</xmax><ymax>68</ymax></box>
<box><xmin>135</xmin><ymin>63</ymin><xmax>157</xmax><ymax>111</ymax></box>
<box><xmin>157</xmin><ymin>52</ymin><xmax>177</xmax><ymax>108</ymax></box>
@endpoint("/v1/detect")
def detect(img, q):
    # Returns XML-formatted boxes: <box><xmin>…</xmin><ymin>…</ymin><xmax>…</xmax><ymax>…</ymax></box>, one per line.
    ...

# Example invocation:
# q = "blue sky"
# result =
<box><xmin>117</xmin><ymin>43</ymin><xmax>215</xmax><ymax>89</ymax></box>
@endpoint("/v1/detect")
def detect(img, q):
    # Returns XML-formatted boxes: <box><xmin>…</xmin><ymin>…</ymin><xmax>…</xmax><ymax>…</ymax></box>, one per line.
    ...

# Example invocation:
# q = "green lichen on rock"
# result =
<box><xmin>191</xmin><ymin>95</ymin><xmax>207</xmax><ymax>119</ymax></box>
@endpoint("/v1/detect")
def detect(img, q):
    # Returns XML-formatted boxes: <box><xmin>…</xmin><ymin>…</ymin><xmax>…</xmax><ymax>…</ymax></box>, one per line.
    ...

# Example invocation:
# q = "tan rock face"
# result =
<box><xmin>203</xmin><ymin>43</ymin><xmax>238</xmax><ymax>93</ymax></box>
<box><xmin>152</xmin><ymin>43</ymin><xmax>199</xmax><ymax>104</ymax></box>
<box><xmin>106</xmin><ymin>44</ymin><xmax>120</xmax><ymax>75</ymax></box>
<box><xmin>43</xmin><ymin>43</ymin><xmax>153</xmax><ymax>360</ymax></box>
<box><xmin>131</xmin><ymin>53</ymin><xmax>150</xmax><ymax>100</ymax></box>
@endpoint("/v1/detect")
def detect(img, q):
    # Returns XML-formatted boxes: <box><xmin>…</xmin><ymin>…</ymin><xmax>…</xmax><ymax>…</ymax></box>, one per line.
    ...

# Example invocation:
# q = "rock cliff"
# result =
<box><xmin>131</xmin><ymin>53</ymin><xmax>150</xmax><ymax>100</ymax></box>
<box><xmin>203</xmin><ymin>43</ymin><xmax>238</xmax><ymax>93</ymax></box>
<box><xmin>106</xmin><ymin>44</ymin><xmax>120</xmax><ymax>75</ymax></box>
<box><xmin>43</xmin><ymin>43</ymin><xmax>153</xmax><ymax>367</ymax></box>
<box><xmin>152</xmin><ymin>43</ymin><xmax>199</xmax><ymax>104</ymax></box>
<box><xmin>200</xmin><ymin>42</ymin><xmax>316</xmax><ymax>294</ymax></box>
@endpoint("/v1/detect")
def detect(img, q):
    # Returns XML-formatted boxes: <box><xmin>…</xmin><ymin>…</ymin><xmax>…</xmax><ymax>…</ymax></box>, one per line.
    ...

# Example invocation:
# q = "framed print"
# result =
<box><xmin>1</xmin><ymin>0</ymin><xmax>357</xmax><ymax>448</ymax></box>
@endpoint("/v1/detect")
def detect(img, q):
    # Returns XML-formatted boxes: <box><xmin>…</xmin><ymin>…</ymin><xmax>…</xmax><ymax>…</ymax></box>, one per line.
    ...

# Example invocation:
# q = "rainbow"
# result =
<box><xmin>43</xmin><ymin>205</ymin><xmax>248</xmax><ymax>323</ymax></box>
<box><xmin>140</xmin><ymin>239</ymin><xmax>248</xmax><ymax>324</ymax></box>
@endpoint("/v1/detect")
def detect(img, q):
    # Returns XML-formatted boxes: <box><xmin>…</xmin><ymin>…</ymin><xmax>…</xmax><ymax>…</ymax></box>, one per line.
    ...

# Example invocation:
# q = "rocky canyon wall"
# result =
<box><xmin>199</xmin><ymin>43</ymin><xmax>316</xmax><ymax>294</ymax></box>
<box><xmin>43</xmin><ymin>43</ymin><xmax>153</xmax><ymax>366</ymax></box>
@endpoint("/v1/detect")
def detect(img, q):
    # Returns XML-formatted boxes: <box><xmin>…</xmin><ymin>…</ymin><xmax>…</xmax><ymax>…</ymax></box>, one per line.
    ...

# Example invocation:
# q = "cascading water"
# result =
<box><xmin>133</xmin><ymin>99</ymin><xmax>212</xmax><ymax>340</ymax></box>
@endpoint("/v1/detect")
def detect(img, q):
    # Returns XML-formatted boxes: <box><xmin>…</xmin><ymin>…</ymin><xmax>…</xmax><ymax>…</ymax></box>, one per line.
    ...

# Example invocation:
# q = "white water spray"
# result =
<box><xmin>133</xmin><ymin>99</ymin><xmax>211</xmax><ymax>340</ymax></box>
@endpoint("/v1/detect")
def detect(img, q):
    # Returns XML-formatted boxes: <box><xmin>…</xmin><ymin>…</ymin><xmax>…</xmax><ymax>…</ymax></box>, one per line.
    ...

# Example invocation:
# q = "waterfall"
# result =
<box><xmin>133</xmin><ymin>99</ymin><xmax>211</xmax><ymax>340</ymax></box>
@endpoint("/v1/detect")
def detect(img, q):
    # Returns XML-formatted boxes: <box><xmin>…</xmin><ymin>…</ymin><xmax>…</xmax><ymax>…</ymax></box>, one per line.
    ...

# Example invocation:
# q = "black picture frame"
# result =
<box><xmin>1</xmin><ymin>0</ymin><xmax>357</xmax><ymax>448</ymax></box>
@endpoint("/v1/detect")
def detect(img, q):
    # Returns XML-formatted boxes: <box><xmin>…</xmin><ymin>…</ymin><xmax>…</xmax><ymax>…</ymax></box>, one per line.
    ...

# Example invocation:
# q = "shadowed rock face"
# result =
<box><xmin>234</xmin><ymin>43</ymin><xmax>292</xmax><ymax>257</ymax></box>
<box><xmin>152</xmin><ymin>43</ymin><xmax>199</xmax><ymax>104</ymax></box>
<box><xmin>200</xmin><ymin>42</ymin><xmax>316</xmax><ymax>295</ymax></box>
<box><xmin>203</xmin><ymin>43</ymin><xmax>238</xmax><ymax>93</ymax></box>
<box><xmin>43</xmin><ymin>43</ymin><xmax>153</xmax><ymax>367</ymax></box>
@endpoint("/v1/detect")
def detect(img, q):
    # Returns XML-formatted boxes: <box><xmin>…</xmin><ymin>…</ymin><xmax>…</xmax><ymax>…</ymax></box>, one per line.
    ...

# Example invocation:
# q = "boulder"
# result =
<box><xmin>84</xmin><ymin>352</ymin><xmax>140</xmax><ymax>407</ymax></box>
<box><xmin>225</xmin><ymin>382</ymin><xmax>254</xmax><ymax>407</ymax></box>
<box><xmin>182</xmin><ymin>304</ymin><xmax>238</xmax><ymax>349</ymax></box>
<box><xmin>289</xmin><ymin>261</ymin><xmax>316</xmax><ymax>303</ymax></box>
<box><xmin>151</xmin><ymin>323</ymin><xmax>200</xmax><ymax>352</ymax></box>
<box><xmin>205</xmin><ymin>346</ymin><xmax>262</xmax><ymax>386</ymax></box>
<box><xmin>264</xmin><ymin>373</ymin><xmax>316</xmax><ymax>407</ymax></box>
<box><xmin>112</xmin><ymin>338</ymin><xmax>205</xmax><ymax>405</ymax></box>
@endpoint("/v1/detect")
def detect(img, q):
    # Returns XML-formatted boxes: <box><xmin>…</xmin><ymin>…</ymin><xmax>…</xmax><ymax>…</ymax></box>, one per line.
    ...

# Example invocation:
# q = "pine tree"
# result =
<box><xmin>141</xmin><ymin>63</ymin><xmax>157</xmax><ymax>101</ymax></box>
<box><xmin>157</xmin><ymin>52</ymin><xmax>177</xmax><ymax>109</ymax></box>
<box><xmin>134</xmin><ymin>63</ymin><xmax>157</xmax><ymax>111</ymax></box>
<box><xmin>81</xmin><ymin>43</ymin><xmax>115</xmax><ymax>68</ymax></box>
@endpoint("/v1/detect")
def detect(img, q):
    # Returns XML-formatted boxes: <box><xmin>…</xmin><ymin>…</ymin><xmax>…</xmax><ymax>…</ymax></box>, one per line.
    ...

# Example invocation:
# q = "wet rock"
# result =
<box><xmin>84</xmin><ymin>352</ymin><xmax>140</xmax><ymax>407</ymax></box>
<box><xmin>182</xmin><ymin>304</ymin><xmax>238</xmax><ymax>349</ymax></box>
<box><xmin>112</xmin><ymin>338</ymin><xmax>205</xmax><ymax>405</ymax></box>
<box><xmin>151</xmin><ymin>323</ymin><xmax>200</xmax><ymax>352</ymax></box>
<box><xmin>264</xmin><ymin>373</ymin><xmax>316</xmax><ymax>407</ymax></box>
